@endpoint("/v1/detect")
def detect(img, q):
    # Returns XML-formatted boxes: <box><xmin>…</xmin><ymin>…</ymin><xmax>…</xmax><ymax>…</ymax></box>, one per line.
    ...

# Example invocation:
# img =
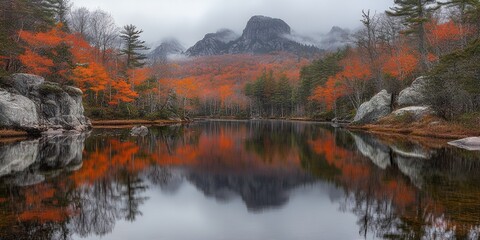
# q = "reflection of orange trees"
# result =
<box><xmin>72</xmin><ymin>140</ymin><xmax>144</xmax><ymax>186</ymax></box>
<box><xmin>18</xmin><ymin>183</ymin><xmax>74</xmax><ymax>223</ymax></box>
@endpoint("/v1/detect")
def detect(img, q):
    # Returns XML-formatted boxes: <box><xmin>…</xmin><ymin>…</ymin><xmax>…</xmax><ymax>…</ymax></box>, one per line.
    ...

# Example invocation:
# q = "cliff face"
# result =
<box><xmin>0</xmin><ymin>73</ymin><xmax>91</xmax><ymax>134</ymax></box>
<box><xmin>185</xmin><ymin>16</ymin><xmax>321</xmax><ymax>56</ymax></box>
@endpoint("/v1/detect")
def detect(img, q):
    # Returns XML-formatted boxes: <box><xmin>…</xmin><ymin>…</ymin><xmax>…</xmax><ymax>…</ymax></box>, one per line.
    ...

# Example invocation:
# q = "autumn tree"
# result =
<box><xmin>0</xmin><ymin>0</ymin><xmax>59</xmax><ymax>74</ymax></box>
<box><xmin>438</xmin><ymin>0</ymin><xmax>480</xmax><ymax>42</ymax></box>
<box><xmin>386</xmin><ymin>0</ymin><xmax>439</xmax><ymax>72</ymax></box>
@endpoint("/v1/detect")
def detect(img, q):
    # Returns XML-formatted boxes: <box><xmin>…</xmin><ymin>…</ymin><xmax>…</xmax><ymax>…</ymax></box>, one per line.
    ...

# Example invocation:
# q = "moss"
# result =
<box><xmin>63</xmin><ymin>86</ymin><xmax>83</xmax><ymax>96</ymax></box>
<box><xmin>38</xmin><ymin>82</ymin><xmax>64</xmax><ymax>96</ymax></box>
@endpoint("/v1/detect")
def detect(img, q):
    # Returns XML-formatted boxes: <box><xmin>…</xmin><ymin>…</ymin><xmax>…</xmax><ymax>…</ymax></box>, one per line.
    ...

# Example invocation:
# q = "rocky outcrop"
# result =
<box><xmin>448</xmin><ymin>137</ymin><xmax>480</xmax><ymax>151</ymax></box>
<box><xmin>0</xmin><ymin>132</ymin><xmax>88</xmax><ymax>184</ymax></box>
<box><xmin>131</xmin><ymin>126</ymin><xmax>148</xmax><ymax>137</ymax></box>
<box><xmin>186</xmin><ymin>16</ymin><xmax>321</xmax><ymax>56</ymax></box>
<box><xmin>353</xmin><ymin>90</ymin><xmax>392</xmax><ymax>124</ymax></box>
<box><xmin>0</xmin><ymin>89</ymin><xmax>39</xmax><ymax>130</ymax></box>
<box><xmin>0</xmin><ymin>73</ymin><xmax>91</xmax><ymax>133</ymax></box>
<box><xmin>397</xmin><ymin>76</ymin><xmax>429</xmax><ymax>107</ymax></box>
<box><xmin>392</xmin><ymin>106</ymin><xmax>432</xmax><ymax>120</ymax></box>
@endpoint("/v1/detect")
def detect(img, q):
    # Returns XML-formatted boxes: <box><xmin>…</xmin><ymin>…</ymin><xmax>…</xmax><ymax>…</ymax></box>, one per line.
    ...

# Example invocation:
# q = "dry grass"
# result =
<box><xmin>0</xmin><ymin>129</ymin><xmax>28</xmax><ymax>137</ymax></box>
<box><xmin>349</xmin><ymin>114</ymin><xmax>480</xmax><ymax>140</ymax></box>
<box><xmin>0</xmin><ymin>129</ymin><xmax>29</xmax><ymax>143</ymax></box>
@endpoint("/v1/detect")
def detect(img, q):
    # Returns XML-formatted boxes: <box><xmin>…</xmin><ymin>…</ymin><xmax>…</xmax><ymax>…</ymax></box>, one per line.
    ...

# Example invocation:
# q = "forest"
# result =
<box><xmin>0</xmin><ymin>0</ymin><xmax>479</xmax><ymax>122</ymax></box>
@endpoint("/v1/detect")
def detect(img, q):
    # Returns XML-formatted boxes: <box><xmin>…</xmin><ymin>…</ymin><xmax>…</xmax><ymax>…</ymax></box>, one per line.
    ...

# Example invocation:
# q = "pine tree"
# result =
<box><xmin>386</xmin><ymin>0</ymin><xmax>439</xmax><ymax>72</ymax></box>
<box><xmin>120</xmin><ymin>24</ymin><xmax>149</xmax><ymax>70</ymax></box>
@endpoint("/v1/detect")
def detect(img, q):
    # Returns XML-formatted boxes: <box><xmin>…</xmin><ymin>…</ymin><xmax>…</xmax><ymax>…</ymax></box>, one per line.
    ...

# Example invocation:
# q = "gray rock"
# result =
<box><xmin>0</xmin><ymin>74</ymin><xmax>91</xmax><ymax>133</ymax></box>
<box><xmin>353</xmin><ymin>90</ymin><xmax>392</xmax><ymax>124</ymax></box>
<box><xmin>131</xmin><ymin>126</ymin><xmax>149</xmax><ymax>137</ymax></box>
<box><xmin>397</xmin><ymin>76</ymin><xmax>429</xmax><ymax>107</ymax></box>
<box><xmin>448</xmin><ymin>137</ymin><xmax>480</xmax><ymax>151</ymax></box>
<box><xmin>0</xmin><ymin>89</ymin><xmax>39</xmax><ymax>130</ymax></box>
<box><xmin>9</xmin><ymin>73</ymin><xmax>45</xmax><ymax>96</ymax></box>
<box><xmin>0</xmin><ymin>139</ymin><xmax>40</xmax><ymax>177</ymax></box>
<box><xmin>392</xmin><ymin>106</ymin><xmax>432</xmax><ymax>120</ymax></box>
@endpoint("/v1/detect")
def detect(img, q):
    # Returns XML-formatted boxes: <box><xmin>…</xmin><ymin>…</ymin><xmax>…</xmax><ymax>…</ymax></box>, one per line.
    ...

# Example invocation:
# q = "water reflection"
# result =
<box><xmin>0</xmin><ymin>120</ymin><xmax>479</xmax><ymax>239</ymax></box>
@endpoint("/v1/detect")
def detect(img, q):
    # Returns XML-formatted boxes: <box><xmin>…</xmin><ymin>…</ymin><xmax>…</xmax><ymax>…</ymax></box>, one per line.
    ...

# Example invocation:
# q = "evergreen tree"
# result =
<box><xmin>386</xmin><ymin>0</ymin><xmax>439</xmax><ymax>72</ymax></box>
<box><xmin>120</xmin><ymin>24</ymin><xmax>149</xmax><ymax>70</ymax></box>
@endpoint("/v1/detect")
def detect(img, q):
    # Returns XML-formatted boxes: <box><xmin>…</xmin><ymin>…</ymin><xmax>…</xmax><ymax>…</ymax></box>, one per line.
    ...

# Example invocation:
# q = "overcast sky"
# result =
<box><xmin>71</xmin><ymin>0</ymin><xmax>393</xmax><ymax>47</ymax></box>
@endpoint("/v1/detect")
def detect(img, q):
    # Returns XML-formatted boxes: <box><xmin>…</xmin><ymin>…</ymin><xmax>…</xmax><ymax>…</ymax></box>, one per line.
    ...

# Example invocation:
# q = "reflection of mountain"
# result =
<box><xmin>0</xmin><ymin>133</ymin><xmax>88</xmax><ymax>186</ymax></box>
<box><xmin>187</xmin><ymin>171</ymin><xmax>313</xmax><ymax>211</ymax></box>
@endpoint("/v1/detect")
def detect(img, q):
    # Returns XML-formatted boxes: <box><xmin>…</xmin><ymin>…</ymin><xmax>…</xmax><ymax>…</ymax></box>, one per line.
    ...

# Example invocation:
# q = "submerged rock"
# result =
<box><xmin>0</xmin><ymin>73</ymin><xmax>91</xmax><ymax>133</ymax></box>
<box><xmin>448</xmin><ymin>137</ymin><xmax>480</xmax><ymax>151</ymax></box>
<box><xmin>131</xmin><ymin>126</ymin><xmax>149</xmax><ymax>137</ymax></box>
<box><xmin>353</xmin><ymin>90</ymin><xmax>392</xmax><ymax>124</ymax></box>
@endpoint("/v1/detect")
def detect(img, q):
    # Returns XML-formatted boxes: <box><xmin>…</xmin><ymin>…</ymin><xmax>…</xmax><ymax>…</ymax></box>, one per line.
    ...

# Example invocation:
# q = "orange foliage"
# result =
<box><xmin>128</xmin><ymin>68</ymin><xmax>151</xmax><ymax>86</ymax></box>
<box><xmin>18</xmin><ymin>49</ymin><xmax>54</xmax><ymax>75</ymax></box>
<box><xmin>427</xmin><ymin>20</ymin><xmax>463</xmax><ymax>45</ymax></box>
<box><xmin>109</xmin><ymin>80</ymin><xmax>139</xmax><ymax>105</ymax></box>
<box><xmin>18</xmin><ymin>25</ymin><xmax>64</xmax><ymax>49</ymax></box>
<box><xmin>158</xmin><ymin>53</ymin><xmax>311</xmax><ymax>109</ymax></box>
<box><xmin>382</xmin><ymin>45</ymin><xmax>419</xmax><ymax>79</ymax></box>
<box><xmin>310</xmin><ymin>77</ymin><xmax>346</xmax><ymax>110</ymax></box>
<box><xmin>72</xmin><ymin>62</ymin><xmax>110</xmax><ymax>92</ymax></box>
<box><xmin>309</xmin><ymin>51</ymin><xmax>370</xmax><ymax>109</ymax></box>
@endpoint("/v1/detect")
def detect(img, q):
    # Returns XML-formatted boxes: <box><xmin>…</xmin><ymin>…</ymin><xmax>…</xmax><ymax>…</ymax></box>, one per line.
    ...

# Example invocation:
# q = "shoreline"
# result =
<box><xmin>348</xmin><ymin>122</ymin><xmax>479</xmax><ymax>140</ymax></box>
<box><xmin>90</xmin><ymin>119</ymin><xmax>189</xmax><ymax>128</ymax></box>
<box><xmin>1</xmin><ymin>118</ymin><xmax>476</xmax><ymax>142</ymax></box>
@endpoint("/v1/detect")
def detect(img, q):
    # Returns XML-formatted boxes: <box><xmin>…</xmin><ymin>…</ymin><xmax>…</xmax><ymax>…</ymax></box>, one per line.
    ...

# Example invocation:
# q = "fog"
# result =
<box><xmin>71</xmin><ymin>0</ymin><xmax>393</xmax><ymax>47</ymax></box>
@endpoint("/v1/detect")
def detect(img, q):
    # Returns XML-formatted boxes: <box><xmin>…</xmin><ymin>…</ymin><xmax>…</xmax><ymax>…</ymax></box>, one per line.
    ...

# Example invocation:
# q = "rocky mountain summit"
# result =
<box><xmin>149</xmin><ymin>38</ymin><xmax>186</xmax><ymax>62</ymax></box>
<box><xmin>0</xmin><ymin>73</ymin><xmax>91</xmax><ymax>134</ymax></box>
<box><xmin>185</xmin><ymin>29</ymin><xmax>239</xmax><ymax>56</ymax></box>
<box><xmin>183</xmin><ymin>15</ymin><xmax>321</xmax><ymax>57</ymax></box>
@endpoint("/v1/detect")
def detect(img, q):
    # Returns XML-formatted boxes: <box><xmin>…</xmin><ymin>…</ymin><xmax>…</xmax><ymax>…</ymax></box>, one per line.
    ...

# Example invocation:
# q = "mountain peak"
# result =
<box><xmin>242</xmin><ymin>15</ymin><xmax>291</xmax><ymax>41</ymax></box>
<box><xmin>185</xmin><ymin>15</ymin><xmax>321</xmax><ymax>57</ymax></box>
<box><xmin>149</xmin><ymin>38</ymin><xmax>185</xmax><ymax>61</ymax></box>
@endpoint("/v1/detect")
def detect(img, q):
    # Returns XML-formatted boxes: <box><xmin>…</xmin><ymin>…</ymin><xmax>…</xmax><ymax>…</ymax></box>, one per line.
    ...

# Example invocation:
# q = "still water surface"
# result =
<box><xmin>0</xmin><ymin>120</ymin><xmax>480</xmax><ymax>240</ymax></box>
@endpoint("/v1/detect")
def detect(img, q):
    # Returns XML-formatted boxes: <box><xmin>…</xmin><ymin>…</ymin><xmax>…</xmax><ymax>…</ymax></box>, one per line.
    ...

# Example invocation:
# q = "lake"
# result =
<box><xmin>0</xmin><ymin>120</ymin><xmax>479</xmax><ymax>240</ymax></box>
